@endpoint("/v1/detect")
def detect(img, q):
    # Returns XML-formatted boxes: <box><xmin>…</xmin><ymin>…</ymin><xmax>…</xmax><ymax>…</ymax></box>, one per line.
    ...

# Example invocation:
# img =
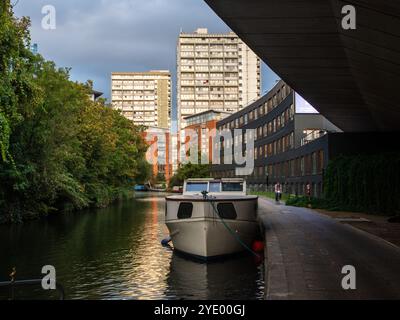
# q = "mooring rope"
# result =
<box><xmin>204</xmin><ymin>193</ymin><xmax>260</xmax><ymax>258</ymax></box>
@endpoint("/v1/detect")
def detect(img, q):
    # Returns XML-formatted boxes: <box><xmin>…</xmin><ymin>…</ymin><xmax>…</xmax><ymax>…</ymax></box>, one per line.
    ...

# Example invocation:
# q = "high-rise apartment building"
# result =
<box><xmin>111</xmin><ymin>70</ymin><xmax>171</xmax><ymax>128</ymax></box>
<box><xmin>177</xmin><ymin>28</ymin><xmax>261</xmax><ymax>129</ymax></box>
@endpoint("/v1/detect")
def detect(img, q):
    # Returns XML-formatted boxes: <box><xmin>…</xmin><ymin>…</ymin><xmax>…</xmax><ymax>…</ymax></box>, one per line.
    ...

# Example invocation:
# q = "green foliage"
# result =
<box><xmin>284</xmin><ymin>154</ymin><xmax>400</xmax><ymax>215</ymax></box>
<box><xmin>285</xmin><ymin>196</ymin><xmax>329</xmax><ymax>209</ymax></box>
<box><xmin>134</xmin><ymin>158</ymin><xmax>152</xmax><ymax>185</ymax></box>
<box><xmin>169</xmin><ymin>162</ymin><xmax>211</xmax><ymax>188</ymax></box>
<box><xmin>0</xmin><ymin>3</ymin><xmax>149</xmax><ymax>223</ymax></box>
<box><xmin>250</xmin><ymin>190</ymin><xmax>293</xmax><ymax>202</ymax></box>
<box><xmin>323</xmin><ymin>154</ymin><xmax>400</xmax><ymax>215</ymax></box>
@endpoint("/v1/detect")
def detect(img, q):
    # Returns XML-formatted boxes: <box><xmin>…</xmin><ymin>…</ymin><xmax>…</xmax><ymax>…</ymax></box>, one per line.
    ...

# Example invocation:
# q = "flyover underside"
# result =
<box><xmin>205</xmin><ymin>0</ymin><xmax>400</xmax><ymax>132</ymax></box>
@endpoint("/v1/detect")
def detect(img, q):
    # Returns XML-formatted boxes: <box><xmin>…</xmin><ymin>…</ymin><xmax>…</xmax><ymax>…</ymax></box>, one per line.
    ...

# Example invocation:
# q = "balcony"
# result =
<box><xmin>301</xmin><ymin>130</ymin><xmax>327</xmax><ymax>146</ymax></box>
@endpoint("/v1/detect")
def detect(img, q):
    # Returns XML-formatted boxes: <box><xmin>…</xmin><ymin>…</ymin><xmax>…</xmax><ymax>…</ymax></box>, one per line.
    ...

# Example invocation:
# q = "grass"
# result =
<box><xmin>251</xmin><ymin>191</ymin><xmax>339</xmax><ymax>210</ymax></box>
<box><xmin>250</xmin><ymin>190</ymin><xmax>294</xmax><ymax>202</ymax></box>
<box><xmin>252</xmin><ymin>192</ymin><xmax>395</xmax><ymax>217</ymax></box>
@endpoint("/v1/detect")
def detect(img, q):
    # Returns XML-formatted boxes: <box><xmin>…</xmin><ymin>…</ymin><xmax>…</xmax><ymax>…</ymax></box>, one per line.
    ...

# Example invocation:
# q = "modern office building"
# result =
<box><xmin>211</xmin><ymin>80</ymin><xmax>343</xmax><ymax>197</ymax></box>
<box><xmin>182</xmin><ymin>110</ymin><xmax>231</xmax><ymax>163</ymax></box>
<box><xmin>111</xmin><ymin>70</ymin><xmax>171</xmax><ymax>128</ymax></box>
<box><xmin>177</xmin><ymin>28</ymin><xmax>261</xmax><ymax>129</ymax></box>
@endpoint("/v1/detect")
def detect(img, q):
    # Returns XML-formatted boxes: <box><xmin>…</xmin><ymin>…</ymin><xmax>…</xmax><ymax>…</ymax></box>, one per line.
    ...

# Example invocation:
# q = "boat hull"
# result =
<box><xmin>165</xmin><ymin>196</ymin><xmax>259</xmax><ymax>259</ymax></box>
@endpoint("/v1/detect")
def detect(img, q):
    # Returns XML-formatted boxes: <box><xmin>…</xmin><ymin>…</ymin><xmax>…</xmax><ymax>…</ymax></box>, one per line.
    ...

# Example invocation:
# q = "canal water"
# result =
<box><xmin>0</xmin><ymin>193</ymin><xmax>264</xmax><ymax>300</ymax></box>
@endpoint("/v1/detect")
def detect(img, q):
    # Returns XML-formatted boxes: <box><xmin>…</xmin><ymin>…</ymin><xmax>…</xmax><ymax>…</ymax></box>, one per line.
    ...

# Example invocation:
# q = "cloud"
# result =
<box><xmin>14</xmin><ymin>0</ymin><xmax>278</xmax><ymax>118</ymax></box>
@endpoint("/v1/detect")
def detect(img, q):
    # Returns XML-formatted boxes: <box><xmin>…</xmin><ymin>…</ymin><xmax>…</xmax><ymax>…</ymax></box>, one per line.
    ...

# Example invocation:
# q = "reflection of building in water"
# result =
<box><xmin>119</xmin><ymin>196</ymin><xmax>171</xmax><ymax>300</ymax></box>
<box><xmin>151</xmin><ymin>197</ymin><xmax>158</xmax><ymax>233</ymax></box>
<box><xmin>165</xmin><ymin>253</ymin><xmax>264</xmax><ymax>300</ymax></box>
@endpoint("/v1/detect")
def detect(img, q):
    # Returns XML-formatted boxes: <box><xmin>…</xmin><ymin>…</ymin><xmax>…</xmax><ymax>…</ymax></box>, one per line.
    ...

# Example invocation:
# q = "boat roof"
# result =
<box><xmin>185</xmin><ymin>178</ymin><xmax>244</xmax><ymax>183</ymax></box>
<box><xmin>166</xmin><ymin>194</ymin><xmax>257</xmax><ymax>201</ymax></box>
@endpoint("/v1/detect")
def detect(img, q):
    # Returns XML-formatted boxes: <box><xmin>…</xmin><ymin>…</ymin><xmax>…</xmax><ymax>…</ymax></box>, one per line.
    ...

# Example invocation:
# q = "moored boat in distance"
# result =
<box><xmin>165</xmin><ymin>178</ymin><xmax>259</xmax><ymax>260</ymax></box>
<box><xmin>134</xmin><ymin>182</ymin><xmax>167</xmax><ymax>192</ymax></box>
<box><xmin>134</xmin><ymin>184</ymin><xmax>147</xmax><ymax>191</ymax></box>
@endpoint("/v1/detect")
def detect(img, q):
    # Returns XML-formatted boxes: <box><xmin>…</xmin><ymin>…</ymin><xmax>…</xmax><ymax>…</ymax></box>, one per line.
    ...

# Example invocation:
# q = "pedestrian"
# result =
<box><xmin>274</xmin><ymin>182</ymin><xmax>282</xmax><ymax>202</ymax></box>
<box><xmin>306</xmin><ymin>182</ymin><xmax>311</xmax><ymax>199</ymax></box>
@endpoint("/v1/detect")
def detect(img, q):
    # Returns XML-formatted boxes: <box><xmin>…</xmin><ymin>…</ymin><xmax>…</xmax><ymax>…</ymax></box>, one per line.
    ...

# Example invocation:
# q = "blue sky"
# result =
<box><xmin>14</xmin><ymin>0</ymin><xmax>279</xmax><ymax>119</ymax></box>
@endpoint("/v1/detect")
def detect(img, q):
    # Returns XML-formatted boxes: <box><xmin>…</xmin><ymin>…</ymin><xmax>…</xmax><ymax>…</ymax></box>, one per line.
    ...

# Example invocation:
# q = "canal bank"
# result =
<box><xmin>258</xmin><ymin>197</ymin><xmax>400</xmax><ymax>299</ymax></box>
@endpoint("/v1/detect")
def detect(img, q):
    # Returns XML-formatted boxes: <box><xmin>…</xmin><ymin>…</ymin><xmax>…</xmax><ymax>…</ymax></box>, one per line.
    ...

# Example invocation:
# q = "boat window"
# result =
<box><xmin>209</xmin><ymin>182</ymin><xmax>221</xmax><ymax>192</ymax></box>
<box><xmin>221</xmin><ymin>182</ymin><xmax>243</xmax><ymax>192</ymax></box>
<box><xmin>186</xmin><ymin>182</ymin><xmax>208</xmax><ymax>192</ymax></box>
<box><xmin>177</xmin><ymin>203</ymin><xmax>193</xmax><ymax>219</ymax></box>
<box><xmin>217</xmin><ymin>203</ymin><xmax>237</xmax><ymax>220</ymax></box>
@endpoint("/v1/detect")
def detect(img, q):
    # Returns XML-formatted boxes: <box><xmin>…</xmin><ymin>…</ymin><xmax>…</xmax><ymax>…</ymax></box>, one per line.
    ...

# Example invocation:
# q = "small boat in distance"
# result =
<box><xmin>171</xmin><ymin>186</ymin><xmax>183</xmax><ymax>194</ymax></box>
<box><xmin>134</xmin><ymin>184</ymin><xmax>147</xmax><ymax>192</ymax></box>
<box><xmin>165</xmin><ymin>178</ymin><xmax>259</xmax><ymax>260</ymax></box>
<box><xmin>134</xmin><ymin>182</ymin><xmax>167</xmax><ymax>192</ymax></box>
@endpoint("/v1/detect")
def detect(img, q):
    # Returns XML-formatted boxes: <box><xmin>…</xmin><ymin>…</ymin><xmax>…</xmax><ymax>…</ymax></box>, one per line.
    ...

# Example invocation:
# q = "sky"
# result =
<box><xmin>13</xmin><ymin>0</ymin><xmax>280</xmax><ymax>121</ymax></box>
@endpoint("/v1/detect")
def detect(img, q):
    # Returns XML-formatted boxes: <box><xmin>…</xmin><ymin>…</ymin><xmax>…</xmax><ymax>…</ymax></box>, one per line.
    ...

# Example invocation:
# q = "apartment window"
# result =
<box><xmin>290</xmin><ymin>104</ymin><xmax>295</xmax><ymax>119</ymax></box>
<box><xmin>300</xmin><ymin>157</ymin><xmax>305</xmax><ymax>176</ymax></box>
<box><xmin>318</xmin><ymin>150</ymin><xmax>324</xmax><ymax>174</ymax></box>
<box><xmin>258</xmin><ymin>166</ymin><xmax>264</xmax><ymax>177</ymax></box>
<box><xmin>258</xmin><ymin>126</ymin><xmax>262</xmax><ymax>139</ymax></box>
<box><xmin>290</xmin><ymin>159</ymin><xmax>295</xmax><ymax>177</ymax></box>
<box><xmin>312</xmin><ymin>152</ymin><xmax>317</xmax><ymax>175</ymax></box>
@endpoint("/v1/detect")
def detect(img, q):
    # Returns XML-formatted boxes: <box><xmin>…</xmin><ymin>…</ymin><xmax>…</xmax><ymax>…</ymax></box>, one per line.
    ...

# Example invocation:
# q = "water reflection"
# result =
<box><xmin>0</xmin><ymin>194</ymin><xmax>264</xmax><ymax>300</ymax></box>
<box><xmin>166</xmin><ymin>253</ymin><xmax>264</xmax><ymax>300</ymax></box>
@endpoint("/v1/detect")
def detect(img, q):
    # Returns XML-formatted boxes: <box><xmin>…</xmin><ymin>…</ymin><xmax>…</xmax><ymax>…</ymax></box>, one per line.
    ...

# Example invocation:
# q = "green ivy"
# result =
<box><xmin>323</xmin><ymin>154</ymin><xmax>400</xmax><ymax>215</ymax></box>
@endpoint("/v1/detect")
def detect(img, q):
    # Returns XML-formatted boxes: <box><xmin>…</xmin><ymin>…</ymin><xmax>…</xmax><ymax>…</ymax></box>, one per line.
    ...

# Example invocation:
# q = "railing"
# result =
<box><xmin>301</xmin><ymin>130</ymin><xmax>327</xmax><ymax>146</ymax></box>
<box><xmin>0</xmin><ymin>279</ymin><xmax>65</xmax><ymax>300</ymax></box>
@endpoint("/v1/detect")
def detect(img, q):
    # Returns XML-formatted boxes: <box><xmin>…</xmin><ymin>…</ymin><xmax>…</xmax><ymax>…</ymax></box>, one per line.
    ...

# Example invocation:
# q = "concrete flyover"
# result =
<box><xmin>204</xmin><ymin>0</ymin><xmax>400</xmax><ymax>132</ymax></box>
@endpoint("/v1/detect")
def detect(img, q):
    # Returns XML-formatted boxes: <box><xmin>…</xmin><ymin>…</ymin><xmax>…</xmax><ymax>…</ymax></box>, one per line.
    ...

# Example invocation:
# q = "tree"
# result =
<box><xmin>169</xmin><ymin>162</ymin><xmax>211</xmax><ymax>188</ymax></box>
<box><xmin>0</xmin><ymin>2</ymin><xmax>149</xmax><ymax>222</ymax></box>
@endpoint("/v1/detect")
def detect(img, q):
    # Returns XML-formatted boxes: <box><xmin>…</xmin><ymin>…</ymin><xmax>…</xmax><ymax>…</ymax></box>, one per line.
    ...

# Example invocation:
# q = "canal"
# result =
<box><xmin>0</xmin><ymin>193</ymin><xmax>264</xmax><ymax>300</ymax></box>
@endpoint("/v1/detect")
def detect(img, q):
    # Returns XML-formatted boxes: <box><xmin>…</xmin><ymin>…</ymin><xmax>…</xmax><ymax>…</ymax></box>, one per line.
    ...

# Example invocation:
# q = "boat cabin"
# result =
<box><xmin>183</xmin><ymin>178</ymin><xmax>246</xmax><ymax>196</ymax></box>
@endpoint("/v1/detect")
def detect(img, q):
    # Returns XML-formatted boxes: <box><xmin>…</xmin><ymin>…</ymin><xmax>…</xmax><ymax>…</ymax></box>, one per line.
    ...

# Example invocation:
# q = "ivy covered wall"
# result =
<box><xmin>323</xmin><ymin>154</ymin><xmax>400</xmax><ymax>215</ymax></box>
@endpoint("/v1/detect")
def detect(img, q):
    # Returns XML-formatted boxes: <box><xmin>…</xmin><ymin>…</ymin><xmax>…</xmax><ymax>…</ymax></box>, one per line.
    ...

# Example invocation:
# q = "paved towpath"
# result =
<box><xmin>258</xmin><ymin>197</ymin><xmax>400</xmax><ymax>299</ymax></box>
